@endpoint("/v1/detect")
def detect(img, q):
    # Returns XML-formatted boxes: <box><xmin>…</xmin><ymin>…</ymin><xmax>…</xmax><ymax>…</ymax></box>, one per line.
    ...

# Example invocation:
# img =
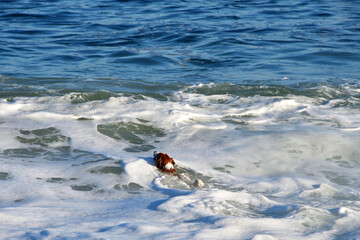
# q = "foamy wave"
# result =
<box><xmin>1</xmin><ymin>89</ymin><xmax>360</xmax><ymax>239</ymax></box>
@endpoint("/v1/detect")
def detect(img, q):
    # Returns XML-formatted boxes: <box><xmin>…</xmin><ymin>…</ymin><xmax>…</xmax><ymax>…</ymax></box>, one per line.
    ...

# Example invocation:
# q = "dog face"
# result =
<box><xmin>153</xmin><ymin>151</ymin><xmax>176</xmax><ymax>171</ymax></box>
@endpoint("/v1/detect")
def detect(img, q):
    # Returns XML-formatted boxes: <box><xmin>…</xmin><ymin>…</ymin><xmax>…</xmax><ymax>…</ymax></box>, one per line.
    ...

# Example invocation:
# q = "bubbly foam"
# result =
<box><xmin>0</xmin><ymin>87</ymin><xmax>360</xmax><ymax>239</ymax></box>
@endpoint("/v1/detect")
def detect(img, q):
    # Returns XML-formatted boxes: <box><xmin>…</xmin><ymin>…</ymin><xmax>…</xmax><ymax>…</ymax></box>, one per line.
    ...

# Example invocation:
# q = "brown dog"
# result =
<box><xmin>153</xmin><ymin>151</ymin><xmax>176</xmax><ymax>173</ymax></box>
<box><xmin>153</xmin><ymin>151</ymin><xmax>205</xmax><ymax>187</ymax></box>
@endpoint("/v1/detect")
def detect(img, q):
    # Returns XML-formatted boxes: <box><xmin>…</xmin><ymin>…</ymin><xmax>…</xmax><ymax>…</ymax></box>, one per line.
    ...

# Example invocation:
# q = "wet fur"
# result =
<box><xmin>153</xmin><ymin>151</ymin><xmax>176</xmax><ymax>171</ymax></box>
<box><xmin>153</xmin><ymin>151</ymin><xmax>205</xmax><ymax>187</ymax></box>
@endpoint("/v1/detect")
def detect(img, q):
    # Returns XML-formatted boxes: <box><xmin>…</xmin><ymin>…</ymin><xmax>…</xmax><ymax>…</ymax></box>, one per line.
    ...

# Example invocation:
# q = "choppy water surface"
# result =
<box><xmin>1</xmin><ymin>0</ymin><xmax>360</xmax><ymax>93</ymax></box>
<box><xmin>1</xmin><ymin>1</ymin><xmax>360</xmax><ymax>239</ymax></box>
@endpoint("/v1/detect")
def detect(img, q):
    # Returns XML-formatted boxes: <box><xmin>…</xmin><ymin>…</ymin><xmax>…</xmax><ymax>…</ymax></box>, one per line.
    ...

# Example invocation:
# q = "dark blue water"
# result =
<box><xmin>1</xmin><ymin>0</ymin><xmax>360</xmax><ymax>95</ymax></box>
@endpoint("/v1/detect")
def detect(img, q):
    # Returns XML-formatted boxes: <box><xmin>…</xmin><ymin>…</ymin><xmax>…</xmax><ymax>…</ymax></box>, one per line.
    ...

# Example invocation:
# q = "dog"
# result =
<box><xmin>153</xmin><ymin>151</ymin><xmax>176</xmax><ymax>173</ymax></box>
<box><xmin>153</xmin><ymin>151</ymin><xmax>205</xmax><ymax>187</ymax></box>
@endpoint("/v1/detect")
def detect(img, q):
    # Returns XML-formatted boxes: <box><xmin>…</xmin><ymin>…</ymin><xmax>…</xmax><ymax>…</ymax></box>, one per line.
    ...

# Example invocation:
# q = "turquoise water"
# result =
<box><xmin>1</xmin><ymin>1</ymin><xmax>360</xmax><ymax>239</ymax></box>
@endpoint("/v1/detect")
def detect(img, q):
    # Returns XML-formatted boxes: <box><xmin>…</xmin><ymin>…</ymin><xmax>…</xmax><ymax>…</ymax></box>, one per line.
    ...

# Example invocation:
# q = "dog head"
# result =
<box><xmin>153</xmin><ymin>151</ymin><xmax>176</xmax><ymax>171</ymax></box>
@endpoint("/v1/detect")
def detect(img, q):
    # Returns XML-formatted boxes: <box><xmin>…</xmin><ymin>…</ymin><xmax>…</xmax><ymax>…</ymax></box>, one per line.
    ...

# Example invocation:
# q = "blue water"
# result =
<box><xmin>1</xmin><ymin>0</ymin><xmax>360</xmax><ymax>95</ymax></box>
<box><xmin>1</xmin><ymin>1</ymin><xmax>360</xmax><ymax>239</ymax></box>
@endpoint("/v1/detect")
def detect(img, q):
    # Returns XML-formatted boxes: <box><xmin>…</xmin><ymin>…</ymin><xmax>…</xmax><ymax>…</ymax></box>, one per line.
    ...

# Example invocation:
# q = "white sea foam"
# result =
<box><xmin>0</xmin><ymin>90</ymin><xmax>360</xmax><ymax>239</ymax></box>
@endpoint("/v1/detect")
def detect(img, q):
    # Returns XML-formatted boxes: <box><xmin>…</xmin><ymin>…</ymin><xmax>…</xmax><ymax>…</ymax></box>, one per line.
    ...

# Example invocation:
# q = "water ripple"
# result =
<box><xmin>0</xmin><ymin>0</ymin><xmax>360</xmax><ymax>91</ymax></box>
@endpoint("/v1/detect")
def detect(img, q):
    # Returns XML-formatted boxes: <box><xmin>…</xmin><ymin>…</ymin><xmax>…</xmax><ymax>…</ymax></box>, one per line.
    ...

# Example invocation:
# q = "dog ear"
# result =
<box><xmin>156</xmin><ymin>153</ymin><xmax>164</xmax><ymax>168</ymax></box>
<box><xmin>172</xmin><ymin>158</ymin><xmax>176</xmax><ymax>165</ymax></box>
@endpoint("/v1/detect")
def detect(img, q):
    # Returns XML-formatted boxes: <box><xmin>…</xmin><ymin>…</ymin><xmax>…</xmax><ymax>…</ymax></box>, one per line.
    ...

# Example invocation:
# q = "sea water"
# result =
<box><xmin>1</xmin><ymin>1</ymin><xmax>360</xmax><ymax>239</ymax></box>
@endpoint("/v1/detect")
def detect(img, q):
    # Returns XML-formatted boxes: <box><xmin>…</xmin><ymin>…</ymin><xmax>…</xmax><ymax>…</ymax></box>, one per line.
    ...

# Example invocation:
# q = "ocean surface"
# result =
<box><xmin>1</xmin><ymin>0</ymin><xmax>360</xmax><ymax>239</ymax></box>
